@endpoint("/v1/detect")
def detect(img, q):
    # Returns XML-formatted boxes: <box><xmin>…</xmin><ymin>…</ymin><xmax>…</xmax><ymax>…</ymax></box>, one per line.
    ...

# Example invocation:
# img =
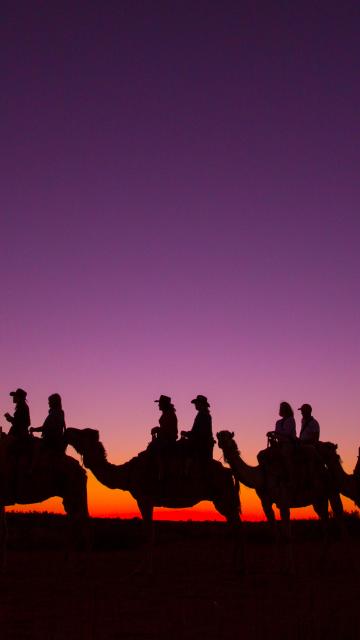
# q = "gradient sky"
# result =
<box><xmin>2</xmin><ymin>1</ymin><xmax>360</xmax><ymax>520</ymax></box>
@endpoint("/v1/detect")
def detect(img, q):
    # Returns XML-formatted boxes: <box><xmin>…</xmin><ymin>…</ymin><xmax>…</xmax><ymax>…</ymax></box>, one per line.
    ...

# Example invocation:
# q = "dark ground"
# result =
<box><xmin>1</xmin><ymin>514</ymin><xmax>360</xmax><ymax>640</ymax></box>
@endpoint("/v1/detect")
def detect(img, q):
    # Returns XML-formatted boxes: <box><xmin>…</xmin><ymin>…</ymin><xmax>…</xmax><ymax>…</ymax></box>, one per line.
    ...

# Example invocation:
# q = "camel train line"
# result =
<box><xmin>1</xmin><ymin>389</ymin><xmax>360</xmax><ymax>568</ymax></box>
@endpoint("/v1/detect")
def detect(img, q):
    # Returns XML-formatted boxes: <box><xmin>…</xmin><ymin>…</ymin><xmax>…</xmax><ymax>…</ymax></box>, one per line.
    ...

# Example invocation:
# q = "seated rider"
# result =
<box><xmin>181</xmin><ymin>395</ymin><xmax>214</xmax><ymax>463</ymax></box>
<box><xmin>298</xmin><ymin>403</ymin><xmax>320</xmax><ymax>444</ymax></box>
<box><xmin>3</xmin><ymin>388</ymin><xmax>31</xmax><ymax>499</ymax></box>
<box><xmin>4</xmin><ymin>388</ymin><xmax>31</xmax><ymax>450</ymax></box>
<box><xmin>30</xmin><ymin>393</ymin><xmax>66</xmax><ymax>454</ymax></box>
<box><xmin>269</xmin><ymin>401</ymin><xmax>296</xmax><ymax>444</ymax></box>
<box><xmin>298</xmin><ymin>403</ymin><xmax>321</xmax><ymax>488</ymax></box>
<box><xmin>259</xmin><ymin>401</ymin><xmax>297</xmax><ymax>489</ymax></box>
<box><xmin>149</xmin><ymin>395</ymin><xmax>178</xmax><ymax>479</ymax></box>
<box><xmin>151</xmin><ymin>395</ymin><xmax>178</xmax><ymax>448</ymax></box>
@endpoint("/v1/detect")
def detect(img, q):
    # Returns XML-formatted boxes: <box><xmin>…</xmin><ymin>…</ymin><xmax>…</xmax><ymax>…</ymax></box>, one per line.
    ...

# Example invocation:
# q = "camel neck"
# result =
<box><xmin>84</xmin><ymin>444</ymin><xmax>130</xmax><ymax>490</ymax></box>
<box><xmin>327</xmin><ymin>454</ymin><xmax>357</xmax><ymax>500</ymax></box>
<box><xmin>223</xmin><ymin>447</ymin><xmax>261</xmax><ymax>490</ymax></box>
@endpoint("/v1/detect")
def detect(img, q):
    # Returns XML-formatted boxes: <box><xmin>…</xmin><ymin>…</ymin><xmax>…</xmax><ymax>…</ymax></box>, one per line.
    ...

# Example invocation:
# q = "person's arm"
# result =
<box><xmin>31</xmin><ymin>415</ymin><xmax>50</xmax><ymax>435</ymax></box>
<box><xmin>4</xmin><ymin>412</ymin><xmax>14</xmax><ymax>423</ymax></box>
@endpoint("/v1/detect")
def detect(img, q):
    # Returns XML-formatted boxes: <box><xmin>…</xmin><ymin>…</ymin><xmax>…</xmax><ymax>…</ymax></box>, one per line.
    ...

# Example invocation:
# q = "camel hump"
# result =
<box><xmin>317</xmin><ymin>441</ymin><xmax>338</xmax><ymax>461</ymax></box>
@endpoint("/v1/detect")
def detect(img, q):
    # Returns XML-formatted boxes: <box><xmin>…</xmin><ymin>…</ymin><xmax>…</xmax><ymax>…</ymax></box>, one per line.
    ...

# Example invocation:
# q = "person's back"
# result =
<box><xmin>3</xmin><ymin>388</ymin><xmax>31</xmax><ymax>498</ymax></box>
<box><xmin>9</xmin><ymin>402</ymin><xmax>30</xmax><ymax>439</ymax></box>
<box><xmin>4</xmin><ymin>388</ymin><xmax>30</xmax><ymax>444</ymax></box>
<box><xmin>186</xmin><ymin>395</ymin><xmax>214</xmax><ymax>461</ymax></box>
<box><xmin>149</xmin><ymin>395</ymin><xmax>178</xmax><ymax>481</ymax></box>
<box><xmin>151</xmin><ymin>395</ymin><xmax>178</xmax><ymax>448</ymax></box>
<box><xmin>298</xmin><ymin>403</ymin><xmax>320</xmax><ymax>445</ymax></box>
<box><xmin>30</xmin><ymin>393</ymin><xmax>66</xmax><ymax>454</ymax></box>
<box><xmin>274</xmin><ymin>415</ymin><xmax>296</xmax><ymax>442</ymax></box>
<box><xmin>42</xmin><ymin>408</ymin><xmax>66</xmax><ymax>448</ymax></box>
<box><xmin>259</xmin><ymin>402</ymin><xmax>297</xmax><ymax>491</ymax></box>
<box><xmin>158</xmin><ymin>405</ymin><xmax>178</xmax><ymax>444</ymax></box>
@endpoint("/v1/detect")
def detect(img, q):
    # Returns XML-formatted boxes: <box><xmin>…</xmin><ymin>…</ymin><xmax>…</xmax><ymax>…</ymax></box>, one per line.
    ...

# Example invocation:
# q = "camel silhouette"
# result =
<box><xmin>0</xmin><ymin>434</ymin><xmax>89</xmax><ymax>568</ymax></box>
<box><xmin>216</xmin><ymin>431</ymin><xmax>344</xmax><ymax>537</ymax></box>
<box><xmin>66</xmin><ymin>428</ymin><xmax>243</xmax><ymax>569</ymax></box>
<box><xmin>317</xmin><ymin>442</ymin><xmax>360</xmax><ymax>507</ymax></box>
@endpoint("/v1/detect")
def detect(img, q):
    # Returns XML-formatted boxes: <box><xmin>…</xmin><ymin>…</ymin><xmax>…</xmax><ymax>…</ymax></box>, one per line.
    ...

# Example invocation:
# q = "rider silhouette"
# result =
<box><xmin>30</xmin><ymin>393</ymin><xmax>66</xmax><ymax>454</ymax></box>
<box><xmin>148</xmin><ymin>395</ymin><xmax>178</xmax><ymax>480</ymax></box>
<box><xmin>298</xmin><ymin>404</ymin><xmax>320</xmax><ymax>444</ymax></box>
<box><xmin>181</xmin><ymin>395</ymin><xmax>214</xmax><ymax>462</ymax></box>
<box><xmin>4</xmin><ymin>388</ymin><xmax>30</xmax><ymax>445</ymax></box>
<box><xmin>3</xmin><ymin>388</ymin><xmax>31</xmax><ymax>499</ymax></box>
<box><xmin>258</xmin><ymin>402</ymin><xmax>297</xmax><ymax>490</ymax></box>
<box><xmin>151</xmin><ymin>395</ymin><xmax>178</xmax><ymax>446</ymax></box>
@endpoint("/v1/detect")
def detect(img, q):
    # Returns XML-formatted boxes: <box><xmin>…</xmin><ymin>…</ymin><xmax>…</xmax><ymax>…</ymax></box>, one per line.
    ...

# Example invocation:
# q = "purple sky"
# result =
<box><xmin>1</xmin><ymin>1</ymin><xmax>360</xmax><ymax>516</ymax></box>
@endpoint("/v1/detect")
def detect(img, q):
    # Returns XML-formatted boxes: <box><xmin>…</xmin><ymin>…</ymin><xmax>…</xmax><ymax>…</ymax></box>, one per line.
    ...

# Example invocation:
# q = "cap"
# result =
<box><xmin>10</xmin><ymin>388</ymin><xmax>27</xmax><ymax>399</ymax></box>
<box><xmin>154</xmin><ymin>395</ymin><xmax>171</xmax><ymax>404</ymax></box>
<box><xmin>298</xmin><ymin>403</ymin><xmax>312</xmax><ymax>413</ymax></box>
<box><xmin>191</xmin><ymin>395</ymin><xmax>210</xmax><ymax>407</ymax></box>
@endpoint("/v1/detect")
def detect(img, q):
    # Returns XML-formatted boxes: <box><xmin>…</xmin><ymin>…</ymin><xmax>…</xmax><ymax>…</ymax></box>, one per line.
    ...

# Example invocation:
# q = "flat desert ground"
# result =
<box><xmin>1</xmin><ymin>514</ymin><xmax>360</xmax><ymax>640</ymax></box>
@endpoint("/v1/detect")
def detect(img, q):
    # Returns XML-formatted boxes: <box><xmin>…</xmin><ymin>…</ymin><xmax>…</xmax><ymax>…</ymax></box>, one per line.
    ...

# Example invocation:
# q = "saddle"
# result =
<box><xmin>258</xmin><ymin>439</ymin><xmax>325</xmax><ymax>494</ymax></box>
<box><xmin>0</xmin><ymin>435</ymin><xmax>68</xmax><ymax>503</ymax></box>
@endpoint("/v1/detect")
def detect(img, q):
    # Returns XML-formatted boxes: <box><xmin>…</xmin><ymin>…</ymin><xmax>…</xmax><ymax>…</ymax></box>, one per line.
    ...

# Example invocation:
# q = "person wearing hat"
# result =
<box><xmin>148</xmin><ymin>395</ymin><xmax>178</xmax><ymax>481</ymax></box>
<box><xmin>181</xmin><ymin>395</ymin><xmax>214</xmax><ymax>462</ymax></box>
<box><xmin>4</xmin><ymin>388</ymin><xmax>31</xmax><ymax>441</ymax></box>
<box><xmin>297</xmin><ymin>404</ymin><xmax>321</xmax><ymax>492</ymax></box>
<box><xmin>151</xmin><ymin>395</ymin><xmax>178</xmax><ymax>446</ymax></box>
<box><xmin>298</xmin><ymin>404</ymin><xmax>320</xmax><ymax>444</ymax></box>
<box><xmin>30</xmin><ymin>393</ymin><xmax>66</xmax><ymax>454</ymax></box>
<box><xmin>4</xmin><ymin>389</ymin><xmax>31</xmax><ymax>498</ymax></box>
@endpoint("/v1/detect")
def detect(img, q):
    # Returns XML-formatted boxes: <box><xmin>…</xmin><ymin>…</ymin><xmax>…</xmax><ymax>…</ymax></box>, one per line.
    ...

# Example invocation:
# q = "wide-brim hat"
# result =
<box><xmin>10</xmin><ymin>388</ymin><xmax>27</xmax><ymax>399</ymax></box>
<box><xmin>191</xmin><ymin>395</ymin><xmax>210</xmax><ymax>407</ymax></box>
<box><xmin>154</xmin><ymin>395</ymin><xmax>171</xmax><ymax>404</ymax></box>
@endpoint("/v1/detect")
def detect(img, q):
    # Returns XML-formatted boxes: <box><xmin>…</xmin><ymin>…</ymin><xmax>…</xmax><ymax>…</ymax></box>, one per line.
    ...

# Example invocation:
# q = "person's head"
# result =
<box><xmin>10</xmin><ymin>388</ymin><xmax>27</xmax><ymax>404</ymax></box>
<box><xmin>191</xmin><ymin>395</ymin><xmax>210</xmax><ymax>411</ymax></box>
<box><xmin>48</xmin><ymin>393</ymin><xmax>62</xmax><ymax>411</ymax></box>
<box><xmin>154</xmin><ymin>395</ymin><xmax>172</xmax><ymax>412</ymax></box>
<box><xmin>298</xmin><ymin>403</ymin><xmax>312</xmax><ymax>419</ymax></box>
<box><xmin>279</xmin><ymin>401</ymin><xmax>294</xmax><ymax>418</ymax></box>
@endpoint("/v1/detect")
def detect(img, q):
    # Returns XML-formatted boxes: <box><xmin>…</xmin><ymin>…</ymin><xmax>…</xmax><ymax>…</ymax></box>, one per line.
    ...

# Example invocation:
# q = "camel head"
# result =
<box><xmin>65</xmin><ymin>428</ymin><xmax>100</xmax><ymax>456</ymax></box>
<box><xmin>216</xmin><ymin>431</ymin><xmax>239</xmax><ymax>462</ymax></box>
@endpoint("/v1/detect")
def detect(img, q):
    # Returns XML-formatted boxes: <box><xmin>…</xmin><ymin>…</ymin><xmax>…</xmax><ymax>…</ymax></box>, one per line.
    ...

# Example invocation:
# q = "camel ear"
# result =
<box><xmin>231</xmin><ymin>431</ymin><xmax>234</xmax><ymax>438</ymax></box>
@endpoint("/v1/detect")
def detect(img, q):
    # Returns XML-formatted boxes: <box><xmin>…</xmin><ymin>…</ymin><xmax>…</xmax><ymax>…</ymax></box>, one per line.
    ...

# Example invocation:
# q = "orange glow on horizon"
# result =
<box><xmin>7</xmin><ymin>476</ymin><xmax>358</xmax><ymax>521</ymax></box>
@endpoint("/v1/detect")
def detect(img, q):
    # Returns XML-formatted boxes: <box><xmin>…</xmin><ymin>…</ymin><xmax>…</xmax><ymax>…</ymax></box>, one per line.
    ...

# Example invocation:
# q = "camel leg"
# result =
<box><xmin>313</xmin><ymin>499</ymin><xmax>331</xmax><ymax>570</ymax></box>
<box><xmin>261</xmin><ymin>499</ymin><xmax>277</xmax><ymax>539</ymax></box>
<box><xmin>330</xmin><ymin>493</ymin><xmax>346</xmax><ymax>539</ymax></box>
<box><xmin>0</xmin><ymin>505</ymin><xmax>7</xmax><ymax>571</ymax></box>
<box><xmin>137</xmin><ymin>499</ymin><xmax>154</xmax><ymax>575</ymax></box>
<box><xmin>279</xmin><ymin>505</ymin><xmax>294</xmax><ymax>574</ymax></box>
<box><xmin>228</xmin><ymin>515</ymin><xmax>244</xmax><ymax>574</ymax></box>
<box><xmin>61</xmin><ymin>468</ymin><xmax>90</xmax><ymax>570</ymax></box>
<box><xmin>261</xmin><ymin>499</ymin><xmax>280</xmax><ymax>572</ymax></box>
<box><xmin>313</xmin><ymin>499</ymin><xmax>329</xmax><ymax>540</ymax></box>
<box><xmin>213</xmin><ymin>498</ymin><xmax>244</xmax><ymax>574</ymax></box>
